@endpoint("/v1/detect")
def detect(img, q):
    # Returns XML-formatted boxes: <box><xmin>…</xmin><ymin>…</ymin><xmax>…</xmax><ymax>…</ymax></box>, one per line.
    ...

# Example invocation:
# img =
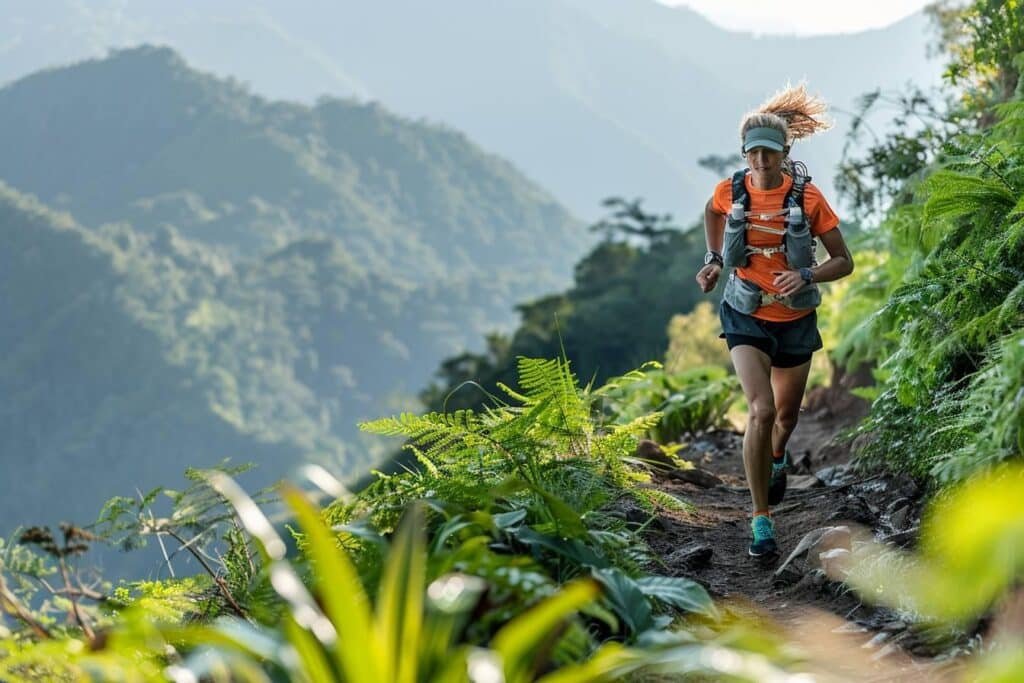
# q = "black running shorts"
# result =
<box><xmin>718</xmin><ymin>301</ymin><xmax>823</xmax><ymax>368</ymax></box>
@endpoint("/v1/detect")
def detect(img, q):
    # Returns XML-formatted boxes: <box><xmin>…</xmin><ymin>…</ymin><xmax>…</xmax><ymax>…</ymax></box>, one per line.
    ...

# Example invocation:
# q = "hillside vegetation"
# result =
<box><xmin>0</xmin><ymin>1</ymin><xmax>1022</xmax><ymax>680</ymax></box>
<box><xmin>0</xmin><ymin>46</ymin><xmax>589</xmax><ymax>533</ymax></box>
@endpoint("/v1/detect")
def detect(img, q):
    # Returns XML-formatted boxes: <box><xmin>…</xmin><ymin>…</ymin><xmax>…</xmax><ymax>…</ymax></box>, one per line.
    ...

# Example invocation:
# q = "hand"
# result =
<box><xmin>696</xmin><ymin>264</ymin><xmax>722</xmax><ymax>293</ymax></box>
<box><xmin>771</xmin><ymin>269</ymin><xmax>807</xmax><ymax>297</ymax></box>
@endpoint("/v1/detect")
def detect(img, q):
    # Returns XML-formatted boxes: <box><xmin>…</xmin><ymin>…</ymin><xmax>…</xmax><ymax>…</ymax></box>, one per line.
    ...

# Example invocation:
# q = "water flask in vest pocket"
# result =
<box><xmin>722</xmin><ymin>273</ymin><xmax>762</xmax><ymax>315</ymax></box>
<box><xmin>789</xmin><ymin>284</ymin><xmax>822</xmax><ymax>310</ymax></box>
<box><xmin>783</xmin><ymin>207</ymin><xmax>813</xmax><ymax>269</ymax></box>
<box><xmin>723</xmin><ymin>202</ymin><xmax>748</xmax><ymax>269</ymax></box>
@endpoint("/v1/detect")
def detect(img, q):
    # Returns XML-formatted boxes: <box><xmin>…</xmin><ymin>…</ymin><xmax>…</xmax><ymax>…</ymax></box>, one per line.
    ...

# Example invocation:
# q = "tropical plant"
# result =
<box><xmin>599</xmin><ymin>362</ymin><xmax>740</xmax><ymax>444</ymax></box>
<box><xmin>843</xmin><ymin>463</ymin><xmax>1024</xmax><ymax>681</ymax></box>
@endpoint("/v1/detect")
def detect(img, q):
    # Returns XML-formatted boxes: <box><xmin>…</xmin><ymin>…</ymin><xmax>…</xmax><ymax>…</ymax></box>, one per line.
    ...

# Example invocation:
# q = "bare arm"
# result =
<box><xmin>704</xmin><ymin>197</ymin><xmax>725</xmax><ymax>255</ymax></box>
<box><xmin>811</xmin><ymin>227</ymin><xmax>854</xmax><ymax>283</ymax></box>
<box><xmin>695</xmin><ymin>198</ymin><xmax>726</xmax><ymax>293</ymax></box>
<box><xmin>772</xmin><ymin>227</ymin><xmax>855</xmax><ymax>296</ymax></box>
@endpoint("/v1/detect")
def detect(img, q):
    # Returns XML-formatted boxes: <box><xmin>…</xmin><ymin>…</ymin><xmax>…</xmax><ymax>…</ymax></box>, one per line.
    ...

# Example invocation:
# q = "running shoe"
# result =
<box><xmin>749</xmin><ymin>514</ymin><xmax>778</xmax><ymax>557</ymax></box>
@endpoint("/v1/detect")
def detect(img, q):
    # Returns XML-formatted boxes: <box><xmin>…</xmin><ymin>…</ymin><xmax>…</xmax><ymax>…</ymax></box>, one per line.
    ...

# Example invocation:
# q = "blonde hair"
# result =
<box><xmin>740</xmin><ymin>83</ymin><xmax>832</xmax><ymax>148</ymax></box>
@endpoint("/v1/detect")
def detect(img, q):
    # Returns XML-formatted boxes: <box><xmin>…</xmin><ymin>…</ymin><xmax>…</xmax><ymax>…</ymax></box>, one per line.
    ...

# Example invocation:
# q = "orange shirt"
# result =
<box><xmin>712</xmin><ymin>173</ymin><xmax>840</xmax><ymax>322</ymax></box>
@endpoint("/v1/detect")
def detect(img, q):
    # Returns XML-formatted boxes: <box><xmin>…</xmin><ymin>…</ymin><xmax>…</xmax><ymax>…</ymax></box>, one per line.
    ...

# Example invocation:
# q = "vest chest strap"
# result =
<box><xmin>745</xmin><ymin>208</ymin><xmax>789</xmax><ymax>221</ymax></box>
<box><xmin>748</xmin><ymin>223</ymin><xmax>787</xmax><ymax>235</ymax></box>
<box><xmin>746</xmin><ymin>245</ymin><xmax>786</xmax><ymax>257</ymax></box>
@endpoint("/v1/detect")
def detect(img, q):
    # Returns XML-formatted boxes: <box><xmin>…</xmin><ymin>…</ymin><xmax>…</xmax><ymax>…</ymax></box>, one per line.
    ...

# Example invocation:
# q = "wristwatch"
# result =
<box><xmin>799</xmin><ymin>267</ymin><xmax>814</xmax><ymax>284</ymax></box>
<box><xmin>704</xmin><ymin>250</ymin><xmax>723</xmax><ymax>267</ymax></box>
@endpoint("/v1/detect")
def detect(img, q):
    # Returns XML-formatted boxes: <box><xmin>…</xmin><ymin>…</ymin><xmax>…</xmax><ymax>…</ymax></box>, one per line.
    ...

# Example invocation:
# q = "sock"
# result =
<box><xmin>753</xmin><ymin>509</ymin><xmax>771</xmax><ymax>518</ymax></box>
<box><xmin>772</xmin><ymin>450</ymin><xmax>785</xmax><ymax>462</ymax></box>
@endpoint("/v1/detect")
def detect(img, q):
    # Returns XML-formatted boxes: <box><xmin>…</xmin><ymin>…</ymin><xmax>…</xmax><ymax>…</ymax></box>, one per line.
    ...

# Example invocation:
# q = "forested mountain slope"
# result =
<box><xmin>0</xmin><ymin>1</ymin><xmax>942</xmax><ymax>218</ymax></box>
<box><xmin>0</xmin><ymin>47</ymin><xmax>590</xmax><ymax>534</ymax></box>
<box><xmin>0</xmin><ymin>45</ymin><xmax>584</xmax><ymax>281</ymax></box>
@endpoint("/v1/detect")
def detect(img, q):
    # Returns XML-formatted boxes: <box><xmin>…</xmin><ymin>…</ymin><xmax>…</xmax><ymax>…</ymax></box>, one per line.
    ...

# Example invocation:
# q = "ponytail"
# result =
<box><xmin>739</xmin><ymin>83</ymin><xmax>832</xmax><ymax>175</ymax></box>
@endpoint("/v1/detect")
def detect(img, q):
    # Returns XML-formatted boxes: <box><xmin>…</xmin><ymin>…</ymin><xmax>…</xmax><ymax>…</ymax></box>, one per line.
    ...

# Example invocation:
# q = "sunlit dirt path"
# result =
<box><xmin>642</xmin><ymin>394</ymin><xmax>967</xmax><ymax>681</ymax></box>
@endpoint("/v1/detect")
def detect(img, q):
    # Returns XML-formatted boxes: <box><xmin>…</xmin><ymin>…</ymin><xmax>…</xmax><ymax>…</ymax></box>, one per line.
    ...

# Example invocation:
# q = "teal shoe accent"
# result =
<box><xmin>768</xmin><ymin>449</ymin><xmax>789</xmax><ymax>506</ymax></box>
<box><xmin>749</xmin><ymin>515</ymin><xmax>778</xmax><ymax>557</ymax></box>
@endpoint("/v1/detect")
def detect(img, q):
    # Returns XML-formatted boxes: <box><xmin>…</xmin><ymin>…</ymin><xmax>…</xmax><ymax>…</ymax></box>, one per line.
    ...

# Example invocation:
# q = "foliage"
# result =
<box><xmin>0</xmin><ymin>354</ymin><xmax>811</xmax><ymax>681</ymax></box>
<box><xmin>599</xmin><ymin>363</ymin><xmax>740</xmax><ymax>444</ymax></box>
<box><xmin>927</xmin><ymin>0</ymin><xmax>1024</xmax><ymax>116</ymax></box>
<box><xmin>664</xmin><ymin>301</ymin><xmax>732</xmax><ymax>373</ymax></box>
<box><xmin>829</xmin><ymin>0</ymin><xmax>1024</xmax><ymax>484</ymax></box>
<box><xmin>844</xmin><ymin>464</ymin><xmax>1024</xmax><ymax>680</ymax></box>
<box><xmin>94</xmin><ymin>462</ymin><xmax>278</xmax><ymax>622</ymax></box>
<box><xmin>0</xmin><ymin>43</ymin><xmax>589</xmax><ymax>546</ymax></box>
<box><xmin>834</xmin><ymin>86</ymin><xmax>965</xmax><ymax>221</ymax></box>
<box><xmin>421</xmin><ymin>200</ymin><xmax>707</xmax><ymax>416</ymax></box>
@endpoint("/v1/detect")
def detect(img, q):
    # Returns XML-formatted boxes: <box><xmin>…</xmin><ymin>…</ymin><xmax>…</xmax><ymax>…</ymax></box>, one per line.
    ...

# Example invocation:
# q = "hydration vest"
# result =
<box><xmin>721</xmin><ymin>168</ymin><xmax>821</xmax><ymax>314</ymax></box>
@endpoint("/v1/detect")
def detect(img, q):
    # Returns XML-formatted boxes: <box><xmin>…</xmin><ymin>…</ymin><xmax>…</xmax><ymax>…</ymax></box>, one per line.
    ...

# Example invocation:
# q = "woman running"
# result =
<box><xmin>695</xmin><ymin>85</ymin><xmax>854</xmax><ymax>557</ymax></box>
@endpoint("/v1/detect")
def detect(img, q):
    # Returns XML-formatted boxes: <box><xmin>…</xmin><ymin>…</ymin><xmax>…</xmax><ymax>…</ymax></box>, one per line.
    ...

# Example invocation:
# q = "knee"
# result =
<box><xmin>748</xmin><ymin>400</ymin><xmax>776</xmax><ymax>428</ymax></box>
<box><xmin>775</xmin><ymin>409</ymin><xmax>799</xmax><ymax>433</ymax></box>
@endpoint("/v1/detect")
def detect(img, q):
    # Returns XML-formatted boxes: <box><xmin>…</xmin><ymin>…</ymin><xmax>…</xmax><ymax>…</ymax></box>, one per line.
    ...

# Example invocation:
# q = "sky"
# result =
<box><xmin>658</xmin><ymin>0</ymin><xmax>935</xmax><ymax>36</ymax></box>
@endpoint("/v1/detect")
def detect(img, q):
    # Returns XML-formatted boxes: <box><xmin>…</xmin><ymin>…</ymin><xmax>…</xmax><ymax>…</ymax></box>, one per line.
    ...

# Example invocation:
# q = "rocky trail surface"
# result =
<box><xmin>636</xmin><ymin>385</ymin><xmax>974</xmax><ymax>681</ymax></box>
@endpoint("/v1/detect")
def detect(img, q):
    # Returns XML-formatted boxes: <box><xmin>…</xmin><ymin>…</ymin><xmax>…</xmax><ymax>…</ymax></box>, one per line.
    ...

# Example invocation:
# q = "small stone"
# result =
<box><xmin>691</xmin><ymin>439</ymin><xmax>716</xmax><ymax>454</ymax></box>
<box><xmin>668</xmin><ymin>543</ymin><xmax>713</xmax><ymax>570</ymax></box>
<box><xmin>788</xmin><ymin>474</ymin><xmax>824</xmax><ymax>489</ymax></box>
<box><xmin>827</xmin><ymin>494</ymin><xmax>876</xmax><ymax>524</ymax></box>
<box><xmin>890</xmin><ymin>505</ymin><xmax>912</xmax><ymax>531</ymax></box>
<box><xmin>635</xmin><ymin>439</ymin><xmax>676</xmax><ymax>471</ymax></box>
<box><xmin>667</xmin><ymin>467</ymin><xmax>723</xmax><ymax>488</ymax></box>
<box><xmin>774</xmin><ymin>528</ymin><xmax>831</xmax><ymax>577</ymax></box>
<box><xmin>815</xmin><ymin>464</ymin><xmax>853</xmax><ymax>487</ymax></box>
<box><xmin>892</xmin><ymin>474</ymin><xmax>921</xmax><ymax>500</ymax></box>
<box><xmin>774</xmin><ymin>528</ymin><xmax>847</xmax><ymax>581</ymax></box>
<box><xmin>814</xmin><ymin>525</ymin><xmax>852</xmax><ymax>553</ymax></box>
<box><xmin>861</xmin><ymin>631</ymin><xmax>891</xmax><ymax>649</ymax></box>
<box><xmin>817</xmin><ymin>547</ymin><xmax>852</xmax><ymax>577</ymax></box>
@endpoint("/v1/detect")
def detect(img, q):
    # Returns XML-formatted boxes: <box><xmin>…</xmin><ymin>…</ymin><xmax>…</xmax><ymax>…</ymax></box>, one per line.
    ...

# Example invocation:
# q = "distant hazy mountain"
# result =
<box><xmin>0</xmin><ymin>46</ymin><xmax>582</xmax><ymax>280</ymax></box>
<box><xmin>0</xmin><ymin>47</ymin><xmax>587</xmax><ymax>537</ymax></box>
<box><xmin>0</xmin><ymin>0</ymin><xmax>943</xmax><ymax>218</ymax></box>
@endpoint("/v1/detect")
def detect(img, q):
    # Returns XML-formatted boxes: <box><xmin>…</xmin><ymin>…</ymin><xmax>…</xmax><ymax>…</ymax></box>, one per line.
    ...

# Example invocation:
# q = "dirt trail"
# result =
<box><xmin>642</xmin><ymin>397</ymin><xmax>969</xmax><ymax>681</ymax></box>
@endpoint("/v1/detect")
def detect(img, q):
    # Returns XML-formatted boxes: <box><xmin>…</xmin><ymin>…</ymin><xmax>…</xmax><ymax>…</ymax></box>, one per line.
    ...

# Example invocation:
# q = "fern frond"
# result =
<box><xmin>496</xmin><ymin>381</ymin><xmax>530</xmax><ymax>404</ymax></box>
<box><xmin>402</xmin><ymin>444</ymin><xmax>438</xmax><ymax>476</ymax></box>
<box><xmin>631</xmin><ymin>488</ymin><xmax>692</xmax><ymax>513</ymax></box>
<box><xmin>923</xmin><ymin>171</ymin><xmax>1015</xmax><ymax>223</ymax></box>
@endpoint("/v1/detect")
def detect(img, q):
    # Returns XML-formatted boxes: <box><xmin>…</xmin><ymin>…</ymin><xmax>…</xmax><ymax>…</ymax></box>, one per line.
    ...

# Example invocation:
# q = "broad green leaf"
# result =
<box><xmin>514</xmin><ymin>526</ymin><xmax>608</xmax><ymax>569</ymax></box>
<box><xmin>529</xmin><ymin>484</ymin><xmax>588</xmax><ymax>538</ymax></box>
<box><xmin>918</xmin><ymin>465</ymin><xmax>1024</xmax><ymax>619</ymax></box>
<box><xmin>634</xmin><ymin>576</ymin><xmax>717</xmax><ymax>619</ymax></box>
<box><xmin>282</xmin><ymin>486</ymin><xmax>380</xmax><ymax>682</ymax></box>
<box><xmin>492</xmin><ymin>509</ymin><xmax>528</xmax><ymax>530</ymax></box>
<box><xmin>375</xmin><ymin>503</ymin><xmax>426</xmax><ymax>683</ymax></box>
<box><xmin>492</xmin><ymin>579</ymin><xmax>599</xmax><ymax>683</ymax></box>
<box><xmin>283</xmin><ymin>615</ymin><xmax>336</xmax><ymax>683</ymax></box>
<box><xmin>591</xmin><ymin>567</ymin><xmax>653</xmax><ymax>635</ymax></box>
<box><xmin>536</xmin><ymin>642</ymin><xmax>647</xmax><ymax>683</ymax></box>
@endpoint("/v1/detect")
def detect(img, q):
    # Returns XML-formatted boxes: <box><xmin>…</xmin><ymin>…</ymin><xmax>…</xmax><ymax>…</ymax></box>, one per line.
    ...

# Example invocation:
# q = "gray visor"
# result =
<box><xmin>742</xmin><ymin>126</ymin><xmax>786</xmax><ymax>152</ymax></box>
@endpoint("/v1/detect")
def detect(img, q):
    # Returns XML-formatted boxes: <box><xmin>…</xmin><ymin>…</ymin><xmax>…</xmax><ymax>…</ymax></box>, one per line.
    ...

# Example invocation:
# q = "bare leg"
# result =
<box><xmin>770</xmin><ymin>360</ymin><xmax>813</xmax><ymax>458</ymax></box>
<box><xmin>730</xmin><ymin>345</ymin><xmax>775</xmax><ymax>513</ymax></box>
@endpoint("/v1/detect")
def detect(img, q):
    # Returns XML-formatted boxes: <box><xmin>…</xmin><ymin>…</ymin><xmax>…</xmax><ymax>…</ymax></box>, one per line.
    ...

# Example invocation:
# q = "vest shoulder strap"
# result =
<box><xmin>783</xmin><ymin>172</ymin><xmax>812</xmax><ymax>210</ymax></box>
<box><xmin>730</xmin><ymin>169</ymin><xmax>749</xmax><ymax>211</ymax></box>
